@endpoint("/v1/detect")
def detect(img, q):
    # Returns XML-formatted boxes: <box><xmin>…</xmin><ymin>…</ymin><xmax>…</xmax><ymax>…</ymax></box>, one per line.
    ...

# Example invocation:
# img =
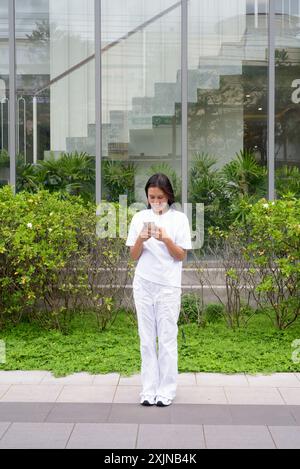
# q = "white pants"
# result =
<box><xmin>132</xmin><ymin>273</ymin><xmax>182</xmax><ymax>401</ymax></box>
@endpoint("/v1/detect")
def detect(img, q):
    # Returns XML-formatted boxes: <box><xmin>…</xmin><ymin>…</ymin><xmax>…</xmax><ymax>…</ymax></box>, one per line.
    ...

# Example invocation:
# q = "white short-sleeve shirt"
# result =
<box><xmin>126</xmin><ymin>207</ymin><xmax>192</xmax><ymax>287</ymax></box>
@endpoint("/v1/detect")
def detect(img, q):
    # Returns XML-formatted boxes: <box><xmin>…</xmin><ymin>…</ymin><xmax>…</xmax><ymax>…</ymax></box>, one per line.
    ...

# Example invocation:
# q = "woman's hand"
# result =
<box><xmin>153</xmin><ymin>226</ymin><xmax>170</xmax><ymax>242</ymax></box>
<box><xmin>131</xmin><ymin>225</ymin><xmax>152</xmax><ymax>261</ymax></box>
<box><xmin>153</xmin><ymin>227</ymin><xmax>186</xmax><ymax>261</ymax></box>
<box><xmin>139</xmin><ymin>222</ymin><xmax>155</xmax><ymax>242</ymax></box>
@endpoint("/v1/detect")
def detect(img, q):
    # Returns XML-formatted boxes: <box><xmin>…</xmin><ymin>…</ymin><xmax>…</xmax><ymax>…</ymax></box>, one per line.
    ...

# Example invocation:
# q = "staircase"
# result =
<box><xmin>64</xmin><ymin>19</ymin><xmax>265</xmax><ymax>161</ymax></box>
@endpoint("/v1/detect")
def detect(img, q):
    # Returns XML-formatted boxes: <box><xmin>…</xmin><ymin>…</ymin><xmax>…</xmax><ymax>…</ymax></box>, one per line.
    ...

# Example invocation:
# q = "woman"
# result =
<box><xmin>126</xmin><ymin>174</ymin><xmax>192</xmax><ymax>407</ymax></box>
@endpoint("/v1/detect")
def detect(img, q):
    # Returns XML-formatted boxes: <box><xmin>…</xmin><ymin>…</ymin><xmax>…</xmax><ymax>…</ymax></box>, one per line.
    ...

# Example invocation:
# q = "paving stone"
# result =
<box><xmin>119</xmin><ymin>374</ymin><xmax>141</xmax><ymax>386</ymax></box>
<box><xmin>137</xmin><ymin>424</ymin><xmax>205</xmax><ymax>449</ymax></box>
<box><xmin>229</xmin><ymin>405</ymin><xmax>296</xmax><ymax>426</ymax></box>
<box><xmin>269</xmin><ymin>426</ymin><xmax>300</xmax><ymax>449</ymax></box>
<box><xmin>0</xmin><ymin>403</ymin><xmax>53</xmax><ymax>422</ymax></box>
<box><xmin>175</xmin><ymin>386</ymin><xmax>227</xmax><ymax>404</ymax></box>
<box><xmin>170</xmin><ymin>404</ymin><xmax>232</xmax><ymax>425</ymax></box>
<box><xmin>196</xmin><ymin>373</ymin><xmax>248</xmax><ymax>387</ymax></box>
<box><xmin>290</xmin><ymin>406</ymin><xmax>300</xmax><ymax>424</ymax></box>
<box><xmin>204</xmin><ymin>425</ymin><xmax>276</xmax><ymax>449</ymax></box>
<box><xmin>0</xmin><ymin>422</ymin><xmax>10</xmax><ymax>439</ymax></box>
<box><xmin>46</xmin><ymin>403</ymin><xmax>112</xmax><ymax>423</ymax></box>
<box><xmin>93</xmin><ymin>373</ymin><xmax>120</xmax><ymax>386</ymax></box>
<box><xmin>177</xmin><ymin>373</ymin><xmax>197</xmax><ymax>385</ymax></box>
<box><xmin>66</xmin><ymin>423</ymin><xmax>138</xmax><ymax>449</ymax></box>
<box><xmin>278</xmin><ymin>388</ymin><xmax>300</xmax><ymax>405</ymax></box>
<box><xmin>0</xmin><ymin>423</ymin><xmax>74</xmax><ymax>449</ymax></box>
<box><xmin>113</xmin><ymin>385</ymin><xmax>141</xmax><ymax>404</ymax></box>
<box><xmin>0</xmin><ymin>385</ymin><xmax>63</xmax><ymax>402</ymax></box>
<box><xmin>108</xmin><ymin>403</ymin><xmax>171</xmax><ymax>424</ymax></box>
<box><xmin>56</xmin><ymin>385</ymin><xmax>116</xmax><ymax>403</ymax></box>
<box><xmin>246</xmin><ymin>373</ymin><xmax>300</xmax><ymax>387</ymax></box>
<box><xmin>224</xmin><ymin>387</ymin><xmax>285</xmax><ymax>405</ymax></box>
<box><xmin>0</xmin><ymin>385</ymin><xmax>10</xmax><ymax>399</ymax></box>
<box><xmin>41</xmin><ymin>372</ymin><xmax>94</xmax><ymax>386</ymax></box>
<box><xmin>0</xmin><ymin>371</ymin><xmax>49</xmax><ymax>385</ymax></box>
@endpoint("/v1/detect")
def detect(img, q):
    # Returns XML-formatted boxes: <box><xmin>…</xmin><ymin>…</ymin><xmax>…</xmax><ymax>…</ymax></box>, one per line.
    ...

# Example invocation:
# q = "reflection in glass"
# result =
<box><xmin>15</xmin><ymin>0</ymin><xmax>95</xmax><ymax>202</ymax></box>
<box><xmin>101</xmin><ymin>0</ymin><xmax>182</xmax><ymax>205</ymax></box>
<box><xmin>188</xmin><ymin>0</ymin><xmax>268</xmax><ymax>247</ymax></box>
<box><xmin>275</xmin><ymin>0</ymin><xmax>300</xmax><ymax>199</ymax></box>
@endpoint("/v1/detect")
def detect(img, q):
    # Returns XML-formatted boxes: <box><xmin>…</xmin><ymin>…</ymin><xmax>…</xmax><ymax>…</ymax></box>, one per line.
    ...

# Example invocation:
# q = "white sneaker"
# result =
<box><xmin>155</xmin><ymin>396</ymin><xmax>172</xmax><ymax>407</ymax></box>
<box><xmin>140</xmin><ymin>395</ymin><xmax>156</xmax><ymax>406</ymax></box>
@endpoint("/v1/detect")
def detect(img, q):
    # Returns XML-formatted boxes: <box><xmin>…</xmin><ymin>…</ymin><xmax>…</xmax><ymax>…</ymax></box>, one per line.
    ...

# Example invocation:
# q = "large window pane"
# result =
<box><xmin>0</xmin><ymin>0</ymin><xmax>9</xmax><ymax>187</ymax></box>
<box><xmin>275</xmin><ymin>0</ymin><xmax>300</xmax><ymax>198</ymax></box>
<box><xmin>188</xmin><ymin>0</ymin><xmax>268</xmax><ymax>249</ymax></box>
<box><xmin>15</xmin><ymin>0</ymin><xmax>95</xmax><ymax>202</ymax></box>
<box><xmin>101</xmin><ymin>0</ymin><xmax>182</xmax><ymax>206</ymax></box>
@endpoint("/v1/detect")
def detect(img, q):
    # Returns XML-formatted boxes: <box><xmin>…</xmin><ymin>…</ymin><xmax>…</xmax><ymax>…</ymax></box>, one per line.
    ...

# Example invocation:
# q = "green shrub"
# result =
<box><xmin>102</xmin><ymin>160</ymin><xmax>136</xmax><ymax>205</ymax></box>
<box><xmin>0</xmin><ymin>150</ymin><xmax>10</xmax><ymax>169</ymax></box>
<box><xmin>179</xmin><ymin>292</ymin><xmax>204</xmax><ymax>326</ymax></box>
<box><xmin>204</xmin><ymin>303</ymin><xmax>224</xmax><ymax>323</ymax></box>
<box><xmin>0</xmin><ymin>186</ymin><xmax>81</xmax><ymax>328</ymax></box>
<box><xmin>276</xmin><ymin>165</ymin><xmax>300</xmax><ymax>199</ymax></box>
<box><xmin>222</xmin><ymin>149</ymin><xmax>267</xmax><ymax>198</ymax></box>
<box><xmin>189</xmin><ymin>152</ymin><xmax>231</xmax><ymax>239</ymax></box>
<box><xmin>16</xmin><ymin>151</ymin><xmax>96</xmax><ymax>204</ymax></box>
<box><xmin>234</xmin><ymin>196</ymin><xmax>300</xmax><ymax>330</ymax></box>
<box><xmin>0</xmin><ymin>185</ymin><xmax>132</xmax><ymax>332</ymax></box>
<box><xmin>196</xmin><ymin>196</ymin><xmax>300</xmax><ymax>330</ymax></box>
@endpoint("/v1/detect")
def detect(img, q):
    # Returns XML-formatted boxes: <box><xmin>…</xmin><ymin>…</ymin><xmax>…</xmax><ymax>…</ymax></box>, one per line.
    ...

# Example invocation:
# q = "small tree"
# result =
<box><xmin>240</xmin><ymin>197</ymin><xmax>300</xmax><ymax>330</ymax></box>
<box><xmin>192</xmin><ymin>228</ymin><xmax>255</xmax><ymax>329</ymax></box>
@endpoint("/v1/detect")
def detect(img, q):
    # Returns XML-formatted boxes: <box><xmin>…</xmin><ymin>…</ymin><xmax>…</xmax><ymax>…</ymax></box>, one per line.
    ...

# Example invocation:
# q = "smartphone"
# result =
<box><xmin>143</xmin><ymin>222</ymin><xmax>156</xmax><ymax>233</ymax></box>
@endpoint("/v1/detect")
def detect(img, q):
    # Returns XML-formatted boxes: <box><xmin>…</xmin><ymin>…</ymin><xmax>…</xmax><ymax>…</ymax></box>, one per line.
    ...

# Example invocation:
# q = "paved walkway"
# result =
<box><xmin>0</xmin><ymin>371</ymin><xmax>299</xmax><ymax>448</ymax></box>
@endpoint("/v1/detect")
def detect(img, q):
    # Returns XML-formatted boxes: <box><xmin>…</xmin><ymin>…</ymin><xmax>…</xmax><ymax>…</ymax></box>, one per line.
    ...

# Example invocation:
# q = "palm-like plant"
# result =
<box><xmin>189</xmin><ymin>152</ymin><xmax>231</xmax><ymax>234</ymax></box>
<box><xmin>34</xmin><ymin>154</ymin><xmax>65</xmax><ymax>190</ymax></box>
<box><xmin>0</xmin><ymin>150</ymin><xmax>10</xmax><ymax>169</ymax></box>
<box><xmin>15</xmin><ymin>153</ymin><xmax>42</xmax><ymax>193</ymax></box>
<box><xmin>58</xmin><ymin>151</ymin><xmax>95</xmax><ymax>196</ymax></box>
<box><xmin>189</xmin><ymin>152</ymin><xmax>225</xmax><ymax>205</ymax></box>
<box><xmin>189</xmin><ymin>153</ymin><xmax>224</xmax><ymax>205</ymax></box>
<box><xmin>275</xmin><ymin>165</ymin><xmax>300</xmax><ymax>198</ymax></box>
<box><xmin>275</xmin><ymin>48</ymin><xmax>290</xmax><ymax>66</ymax></box>
<box><xmin>189</xmin><ymin>152</ymin><xmax>219</xmax><ymax>181</ymax></box>
<box><xmin>102</xmin><ymin>160</ymin><xmax>136</xmax><ymax>205</ymax></box>
<box><xmin>35</xmin><ymin>151</ymin><xmax>95</xmax><ymax>202</ymax></box>
<box><xmin>16</xmin><ymin>162</ymin><xmax>41</xmax><ymax>193</ymax></box>
<box><xmin>222</xmin><ymin>149</ymin><xmax>267</xmax><ymax>198</ymax></box>
<box><xmin>15</xmin><ymin>152</ymin><xmax>95</xmax><ymax>203</ymax></box>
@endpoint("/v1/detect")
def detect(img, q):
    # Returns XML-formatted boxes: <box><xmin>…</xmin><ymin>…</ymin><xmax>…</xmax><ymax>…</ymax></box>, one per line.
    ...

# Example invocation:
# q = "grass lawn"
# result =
<box><xmin>0</xmin><ymin>310</ymin><xmax>299</xmax><ymax>377</ymax></box>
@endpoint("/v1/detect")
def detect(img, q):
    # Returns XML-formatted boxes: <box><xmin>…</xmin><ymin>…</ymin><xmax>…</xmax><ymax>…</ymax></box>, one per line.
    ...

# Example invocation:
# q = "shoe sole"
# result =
<box><xmin>141</xmin><ymin>400</ymin><xmax>155</xmax><ymax>406</ymax></box>
<box><xmin>156</xmin><ymin>401</ymin><xmax>171</xmax><ymax>407</ymax></box>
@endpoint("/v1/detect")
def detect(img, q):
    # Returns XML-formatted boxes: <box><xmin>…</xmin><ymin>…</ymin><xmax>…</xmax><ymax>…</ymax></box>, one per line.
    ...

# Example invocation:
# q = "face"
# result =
<box><xmin>147</xmin><ymin>187</ymin><xmax>169</xmax><ymax>213</ymax></box>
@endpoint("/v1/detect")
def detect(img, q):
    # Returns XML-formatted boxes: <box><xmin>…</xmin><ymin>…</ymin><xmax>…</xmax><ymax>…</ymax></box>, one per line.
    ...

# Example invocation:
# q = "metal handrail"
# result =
<box><xmin>34</xmin><ymin>1</ymin><xmax>182</xmax><ymax>96</ymax></box>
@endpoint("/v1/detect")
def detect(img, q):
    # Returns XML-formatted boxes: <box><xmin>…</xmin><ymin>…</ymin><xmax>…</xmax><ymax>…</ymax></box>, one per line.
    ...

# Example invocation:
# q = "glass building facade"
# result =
<box><xmin>1</xmin><ymin>1</ymin><xmax>300</xmax><ymax>209</ymax></box>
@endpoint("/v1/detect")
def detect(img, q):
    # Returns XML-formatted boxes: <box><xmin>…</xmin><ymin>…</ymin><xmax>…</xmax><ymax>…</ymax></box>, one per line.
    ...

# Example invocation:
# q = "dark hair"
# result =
<box><xmin>145</xmin><ymin>173</ymin><xmax>175</xmax><ymax>209</ymax></box>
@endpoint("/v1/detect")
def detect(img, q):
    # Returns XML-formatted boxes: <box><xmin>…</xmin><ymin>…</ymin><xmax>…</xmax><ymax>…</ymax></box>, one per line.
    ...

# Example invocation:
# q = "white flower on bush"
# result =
<box><xmin>27</xmin><ymin>223</ymin><xmax>33</xmax><ymax>229</ymax></box>
<box><xmin>48</xmin><ymin>228</ymin><xmax>53</xmax><ymax>233</ymax></box>
<box><xmin>262</xmin><ymin>203</ymin><xmax>269</xmax><ymax>209</ymax></box>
